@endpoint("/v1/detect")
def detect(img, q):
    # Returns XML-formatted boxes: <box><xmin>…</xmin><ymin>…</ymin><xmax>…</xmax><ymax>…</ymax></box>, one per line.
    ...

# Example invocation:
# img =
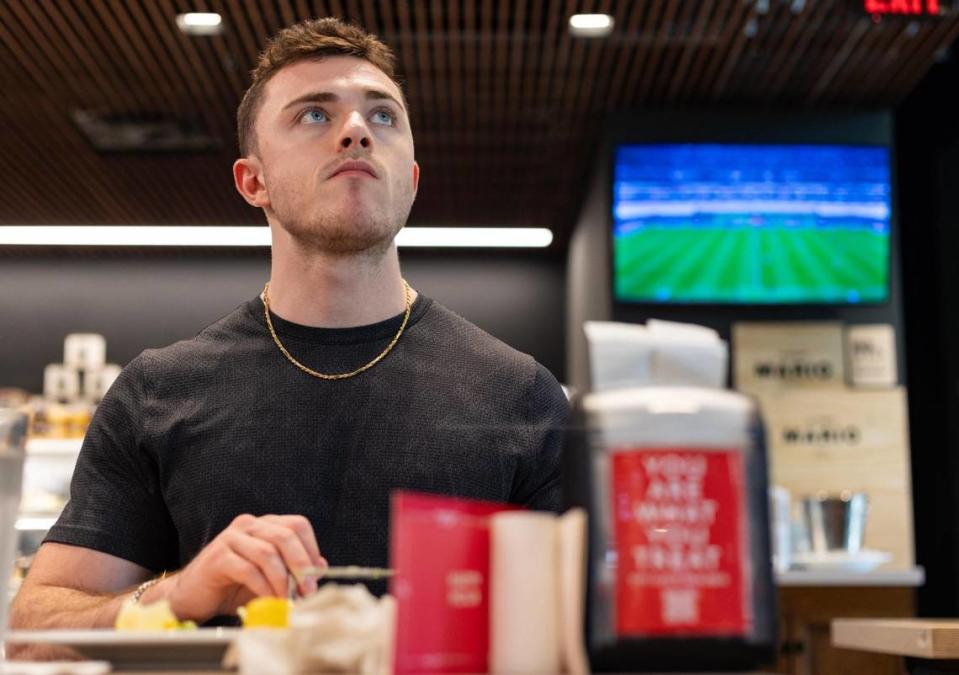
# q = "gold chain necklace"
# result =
<box><xmin>261</xmin><ymin>280</ymin><xmax>412</xmax><ymax>380</ymax></box>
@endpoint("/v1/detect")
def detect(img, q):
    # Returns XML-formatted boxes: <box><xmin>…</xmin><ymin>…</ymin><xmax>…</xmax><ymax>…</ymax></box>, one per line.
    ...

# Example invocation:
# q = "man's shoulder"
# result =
<box><xmin>130</xmin><ymin>299</ymin><xmax>258</xmax><ymax>381</ymax></box>
<box><xmin>415</xmin><ymin>299</ymin><xmax>566</xmax><ymax>407</ymax></box>
<box><xmin>417</xmin><ymin>301</ymin><xmax>569</xmax><ymax>487</ymax></box>
<box><xmin>419</xmin><ymin>299</ymin><xmax>534</xmax><ymax>372</ymax></box>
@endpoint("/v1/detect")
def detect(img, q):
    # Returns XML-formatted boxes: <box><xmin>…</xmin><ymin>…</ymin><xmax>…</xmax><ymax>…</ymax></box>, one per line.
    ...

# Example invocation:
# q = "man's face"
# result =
<box><xmin>251</xmin><ymin>56</ymin><xmax>418</xmax><ymax>256</ymax></box>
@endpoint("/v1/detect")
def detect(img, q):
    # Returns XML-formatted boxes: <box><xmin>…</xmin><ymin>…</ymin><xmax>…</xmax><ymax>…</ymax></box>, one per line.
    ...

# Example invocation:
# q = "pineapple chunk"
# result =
<box><xmin>115</xmin><ymin>598</ymin><xmax>194</xmax><ymax>631</ymax></box>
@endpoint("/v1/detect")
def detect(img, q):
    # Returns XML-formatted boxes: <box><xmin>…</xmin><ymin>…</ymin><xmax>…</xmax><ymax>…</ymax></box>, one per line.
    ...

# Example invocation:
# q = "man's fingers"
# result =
<box><xmin>244</xmin><ymin>520</ymin><xmax>318</xmax><ymax>595</ymax></box>
<box><xmin>262</xmin><ymin>515</ymin><xmax>325</xmax><ymax>568</ymax></box>
<box><xmin>226</xmin><ymin>533</ymin><xmax>289</xmax><ymax>597</ymax></box>
<box><xmin>222</xmin><ymin>550</ymin><xmax>276</xmax><ymax>599</ymax></box>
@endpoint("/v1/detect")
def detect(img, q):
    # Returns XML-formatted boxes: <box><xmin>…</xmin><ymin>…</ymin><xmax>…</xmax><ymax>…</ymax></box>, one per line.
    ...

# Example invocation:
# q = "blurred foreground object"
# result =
<box><xmin>567</xmin><ymin>320</ymin><xmax>775</xmax><ymax>670</ymax></box>
<box><xmin>390</xmin><ymin>492</ymin><xmax>588</xmax><ymax>674</ymax></box>
<box><xmin>227</xmin><ymin>584</ymin><xmax>394</xmax><ymax>675</ymax></box>
<box><xmin>565</xmin><ymin>387</ymin><xmax>776</xmax><ymax>671</ymax></box>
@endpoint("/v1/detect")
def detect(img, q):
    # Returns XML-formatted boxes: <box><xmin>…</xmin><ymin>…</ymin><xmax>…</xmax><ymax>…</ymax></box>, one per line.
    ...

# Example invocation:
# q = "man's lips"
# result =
<box><xmin>329</xmin><ymin>161</ymin><xmax>378</xmax><ymax>179</ymax></box>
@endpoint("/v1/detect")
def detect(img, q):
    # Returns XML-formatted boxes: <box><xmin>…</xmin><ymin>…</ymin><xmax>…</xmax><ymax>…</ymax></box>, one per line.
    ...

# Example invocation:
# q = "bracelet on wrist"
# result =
<box><xmin>130</xmin><ymin>572</ymin><xmax>166</xmax><ymax>604</ymax></box>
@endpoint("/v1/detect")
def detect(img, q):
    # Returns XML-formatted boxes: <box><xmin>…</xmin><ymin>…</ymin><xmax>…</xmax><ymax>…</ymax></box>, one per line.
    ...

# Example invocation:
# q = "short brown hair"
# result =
<box><xmin>236</xmin><ymin>17</ymin><xmax>404</xmax><ymax>156</ymax></box>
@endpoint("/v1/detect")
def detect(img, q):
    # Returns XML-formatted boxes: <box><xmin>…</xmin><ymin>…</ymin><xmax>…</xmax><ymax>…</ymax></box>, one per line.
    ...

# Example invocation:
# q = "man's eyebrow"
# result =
<box><xmin>363</xmin><ymin>89</ymin><xmax>405</xmax><ymax>112</ymax></box>
<box><xmin>280</xmin><ymin>89</ymin><xmax>406</xmax><ymax>114</ymax></box>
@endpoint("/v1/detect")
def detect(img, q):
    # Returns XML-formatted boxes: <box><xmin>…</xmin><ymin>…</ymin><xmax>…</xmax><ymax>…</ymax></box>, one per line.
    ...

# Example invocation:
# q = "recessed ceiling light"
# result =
<box><xmin>176</xmin><ymin>12</ymin><xmax>223</xmax><ymax>36</ymax></box>
<box><xmin>569</xmin><ymin>14</ymin><xmax>615</xmax><ymax>38</ymax></box>
<box><xmin>0</xmin><ymin>226</ymin><xmax>554</xmax><ymax>249</ymax></box>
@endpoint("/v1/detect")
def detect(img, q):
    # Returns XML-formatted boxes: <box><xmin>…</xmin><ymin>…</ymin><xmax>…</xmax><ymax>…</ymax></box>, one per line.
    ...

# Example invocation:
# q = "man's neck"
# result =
<box><xmin>265</xmin><ymin>237</ymin><xmax>415</xmax><ymax>329</ymax></box>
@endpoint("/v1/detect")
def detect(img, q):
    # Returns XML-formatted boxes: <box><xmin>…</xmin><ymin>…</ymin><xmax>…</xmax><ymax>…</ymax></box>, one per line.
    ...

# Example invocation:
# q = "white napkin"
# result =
<box><xmin>585</xmin><ymin>319</ymin><xmax>727</xmax><ymax>391</ymax></box>
<box><xmin>228</xmin><ymin>584</ymin><xmax>395</xmax><ymax>675</ymax></box>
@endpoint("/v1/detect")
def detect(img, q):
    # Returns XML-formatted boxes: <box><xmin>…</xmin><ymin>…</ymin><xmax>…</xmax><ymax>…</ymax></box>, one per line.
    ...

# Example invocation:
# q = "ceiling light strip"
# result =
<box><xmin>175</xmin><ymin>12</ymin><xmax>223</xmax><ymax>35</ymax></box>
<box><xmin>397</xmin><ymin>227</ymin><xmax>553</xmax><ymax>248</ymax></box>
<box><xmin>0</xmin><ymin>226</ymin><xmax>554</xmax><ymax>248</ymax></box>
<box><xmin>178</xmin><ymin>12</ymin><xmax>222</xmax><ymax>27</ymax></box>
<box><xmin>568</xmin><ymin>13</ymin><xmax>615</xmax><ymax>37</ymax></box>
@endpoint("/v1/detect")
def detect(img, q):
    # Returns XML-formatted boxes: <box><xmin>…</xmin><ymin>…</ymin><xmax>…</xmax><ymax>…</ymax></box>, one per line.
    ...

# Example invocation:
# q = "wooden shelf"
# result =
<box><xmin>832</xmin><ymin>619</ymin><xmax>959</xmax><ymax>659</ymax></box>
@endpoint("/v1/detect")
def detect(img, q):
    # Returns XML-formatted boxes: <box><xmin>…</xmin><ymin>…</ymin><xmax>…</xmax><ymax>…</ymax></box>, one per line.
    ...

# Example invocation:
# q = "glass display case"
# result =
<box><xmin>9</xmin><ymin>437</ymin><xmax>81</xmax><ymax>602</ymax></box>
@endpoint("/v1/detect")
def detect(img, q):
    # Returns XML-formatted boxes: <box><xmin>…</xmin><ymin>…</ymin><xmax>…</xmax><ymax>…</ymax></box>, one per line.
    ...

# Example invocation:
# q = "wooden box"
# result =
<box><xmin>733</xmin><ymin>322</ymin><xmax>845</xmax><ymax>395</ymax></box>
<box><xmin>757</xmin><ymin>387</ymin><xmax>913</xmax><ymax>567</ymax></box>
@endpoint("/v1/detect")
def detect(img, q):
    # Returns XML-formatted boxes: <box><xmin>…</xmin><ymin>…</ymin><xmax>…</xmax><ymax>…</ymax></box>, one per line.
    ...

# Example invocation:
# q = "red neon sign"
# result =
<box><xmin>864</xmin><ymin>0</ymin><xmax>941</xmax><ymax>15</ymax></box>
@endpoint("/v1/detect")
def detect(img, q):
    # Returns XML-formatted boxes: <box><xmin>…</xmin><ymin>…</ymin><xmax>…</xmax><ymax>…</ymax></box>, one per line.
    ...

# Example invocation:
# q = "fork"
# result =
<box><xmin>287</xmin><ymin>566</ymin><xmax>395</xmax><ymax>599</ymax></box>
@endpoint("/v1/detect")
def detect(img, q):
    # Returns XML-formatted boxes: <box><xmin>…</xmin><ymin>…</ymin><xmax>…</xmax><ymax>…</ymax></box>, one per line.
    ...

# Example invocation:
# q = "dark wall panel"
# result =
<box><xmin>897</xmin><ymin>53</ymin><xmax>959</xmax><ymax>618</ymax></box>
<box><xmin>0</xmin><ymin>250</ymin><xmax>566</xmax><ymax>392</ymax></box>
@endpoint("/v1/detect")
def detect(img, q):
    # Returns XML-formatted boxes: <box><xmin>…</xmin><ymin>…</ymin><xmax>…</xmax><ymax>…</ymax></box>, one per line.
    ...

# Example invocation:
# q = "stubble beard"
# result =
<box><xmin>269</xmin><ymin>179</ymin><xmax>413</xmax><ymax>259</ymax></box>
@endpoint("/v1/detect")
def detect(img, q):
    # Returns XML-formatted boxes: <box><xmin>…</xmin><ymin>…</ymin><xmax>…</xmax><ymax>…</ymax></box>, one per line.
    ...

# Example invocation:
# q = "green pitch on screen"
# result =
<box><xmin>614</xmin><ymin>223</ymin><xmax>889</xmax><ymax>304</ymax></box>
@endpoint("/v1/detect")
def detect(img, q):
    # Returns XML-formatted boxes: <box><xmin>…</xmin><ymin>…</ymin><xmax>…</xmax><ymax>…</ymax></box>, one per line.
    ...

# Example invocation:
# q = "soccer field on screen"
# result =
<box><xmin>613</xmin><ymin>224</ymin><xmax>889</xmax><ymax>304</ymax></box>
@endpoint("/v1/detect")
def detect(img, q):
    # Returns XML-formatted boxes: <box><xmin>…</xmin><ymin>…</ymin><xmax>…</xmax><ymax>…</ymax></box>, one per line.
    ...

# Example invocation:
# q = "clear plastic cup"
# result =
<box><xmin>802</xmin><ymin>491</ymin><xmax>869</xmax><ymax>554</ymax></box>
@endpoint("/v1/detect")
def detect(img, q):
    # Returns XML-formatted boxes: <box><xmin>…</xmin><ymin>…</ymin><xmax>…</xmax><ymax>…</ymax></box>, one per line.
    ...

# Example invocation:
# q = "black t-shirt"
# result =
<box><xmin>46</xmin><ymin>293</ymin><xmax>569</xmax><ymax>579</ymax></box>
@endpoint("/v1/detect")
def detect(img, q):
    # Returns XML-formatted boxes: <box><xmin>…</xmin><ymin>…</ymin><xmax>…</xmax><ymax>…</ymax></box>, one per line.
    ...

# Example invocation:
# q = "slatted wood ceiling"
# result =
<box><xmin>0</xmin><ymin>1</ymin><xmax>956</xmax><ymax>246</ymax></box>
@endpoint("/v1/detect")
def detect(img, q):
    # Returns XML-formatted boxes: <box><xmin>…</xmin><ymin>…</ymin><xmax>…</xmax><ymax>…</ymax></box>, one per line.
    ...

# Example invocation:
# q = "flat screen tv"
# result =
<box><xmin>612</xmin><ymin>143</ymin><xmax>892</xmax><ymax>305</ymax></box>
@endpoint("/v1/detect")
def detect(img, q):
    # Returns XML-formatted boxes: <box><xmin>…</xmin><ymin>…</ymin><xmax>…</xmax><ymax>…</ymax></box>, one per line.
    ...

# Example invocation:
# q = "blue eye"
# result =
<box><xmin>301</xmin><ymin>108</ymin><xmax>328</xmax><ymax>124</ymax></box>
<box><xmin>371</xmin><ymin>109</ymin><xmax>396</xmax><ymax>126</ymax></box>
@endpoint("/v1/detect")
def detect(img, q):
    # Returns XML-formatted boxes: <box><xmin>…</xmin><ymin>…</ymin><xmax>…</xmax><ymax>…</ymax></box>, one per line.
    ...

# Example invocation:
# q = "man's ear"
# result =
<box><xmin>233</xmin><ymin>157</ymin><xmax>270</xmax><ymax>208</ymax></box>
<box><xmin>411</xmin><ymin>161</ymin><xmax>420</xmax><ymax>198</ymax></box>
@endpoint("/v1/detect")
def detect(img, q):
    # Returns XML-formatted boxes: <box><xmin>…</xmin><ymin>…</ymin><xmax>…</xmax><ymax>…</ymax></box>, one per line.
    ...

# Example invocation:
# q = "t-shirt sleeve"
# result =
<box><xmin>509</xmin><ymin>362</ymin><xmax>570</xmax><ymax>512</ymax></box>
<box><xmin>44</xmin><ymin>352</ymin><xmax>179</xmax><ymax>573</ymax></box>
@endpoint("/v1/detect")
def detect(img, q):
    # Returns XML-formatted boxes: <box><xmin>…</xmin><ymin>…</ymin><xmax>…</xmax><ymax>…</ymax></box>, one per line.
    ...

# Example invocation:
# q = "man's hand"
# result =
<box><xmin>165</xmin><ymin>514</ymin><xmax>327</xmax><ymax>622</ymax></box>
<box><xmin>9</xmin><ymin>514</ymin><xmax>326</xmax><ymax>637</ymax></box>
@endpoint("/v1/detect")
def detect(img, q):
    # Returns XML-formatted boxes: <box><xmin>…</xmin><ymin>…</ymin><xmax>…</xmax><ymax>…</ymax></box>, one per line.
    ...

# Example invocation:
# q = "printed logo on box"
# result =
<box><xmin>782</xmin><ymin>423</ymin><xmax>861</xmax><ymax>446</ymax></box>
<box><xmin>753</xmin><ymin>359</ymin><xmax>835</xmax><ymax>381</ymax></box>
<box><xmin>611</xmin><ymin>450</ymin><xmax>752</xmax><ymax>636</ymax></box>
<box><xmin>846</xmin><ymin>324</ymin><xmax>897</xmax><ymax>387</ymax></box>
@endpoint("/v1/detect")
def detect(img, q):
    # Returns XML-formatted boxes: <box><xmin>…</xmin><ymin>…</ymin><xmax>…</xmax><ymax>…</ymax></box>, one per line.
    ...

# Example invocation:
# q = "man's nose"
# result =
<box><xmin>338</xmin><ymin>112</ymin><xmax>371</xmax><ymax>150</ymax></box>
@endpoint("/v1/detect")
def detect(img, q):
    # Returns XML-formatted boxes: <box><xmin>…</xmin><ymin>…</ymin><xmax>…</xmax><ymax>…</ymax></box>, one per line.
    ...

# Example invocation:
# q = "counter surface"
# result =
<box><xmin>777</xmin><ymin>566</ymin><xmax>925</xmax><ymax>587</ymax></box>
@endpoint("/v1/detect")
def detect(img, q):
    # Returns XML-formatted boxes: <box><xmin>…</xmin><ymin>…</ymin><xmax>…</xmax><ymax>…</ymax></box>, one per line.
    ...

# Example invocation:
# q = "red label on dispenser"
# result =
<box><xmin>611</xmin><ymin>449</ymin><xmax>752</xmax><ymax>636</ymax></box>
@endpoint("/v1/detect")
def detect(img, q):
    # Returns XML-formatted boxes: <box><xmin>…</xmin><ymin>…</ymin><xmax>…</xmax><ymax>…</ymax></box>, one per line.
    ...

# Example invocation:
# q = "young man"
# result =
<box><xmin>10</xmin><ymin>18</ymin><xmax>567</xmax><ymax>634</ymax></box>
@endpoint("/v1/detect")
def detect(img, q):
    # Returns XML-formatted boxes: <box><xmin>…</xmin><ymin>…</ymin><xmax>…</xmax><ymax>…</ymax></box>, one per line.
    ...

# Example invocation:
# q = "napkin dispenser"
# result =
<box><xmin>563</xmin><ymin>386</ymin><xmax>776</xmax><ymax>672</ymax></box>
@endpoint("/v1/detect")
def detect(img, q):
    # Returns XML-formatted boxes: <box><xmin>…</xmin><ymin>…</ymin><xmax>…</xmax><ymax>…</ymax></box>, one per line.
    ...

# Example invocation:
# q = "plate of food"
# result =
<box><xmin>5</xmin><ymin>627</ymin><xmax>241</xmax><ymax>671</ymax></box>
<box><xmin>6</xmin><ymin>599</ymin><xmax>243</xmax><ymax>670</ymax></box>
<box><xmin>7</xmin><ymin>585</ymin><xmax>389</xmax><ymax>671</ymax></box>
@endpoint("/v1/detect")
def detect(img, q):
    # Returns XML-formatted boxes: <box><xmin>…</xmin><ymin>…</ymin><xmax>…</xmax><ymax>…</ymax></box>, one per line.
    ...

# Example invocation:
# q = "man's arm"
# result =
<box><xmin>511</xmin><ymin>362</ymin><xmax>570</xmax><ymax>512</ymax></box>
<box><xmin>10</xmin><ymin>543</ymin><xmax>150</xmax><ymax>630</ymax></box>
<box><xmin>9</xmin><ymin>513</ymin><xmax>326</xmax><ymax>650</ymax></box>
<box><xmin>7</xmin><ymin>543</ymin><xmax>149</xmax><ymax>660</ymax></box>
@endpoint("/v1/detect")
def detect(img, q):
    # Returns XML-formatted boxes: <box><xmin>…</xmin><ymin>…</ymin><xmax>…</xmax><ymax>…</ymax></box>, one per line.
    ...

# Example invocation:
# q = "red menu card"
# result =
<box><xmin>390</xmin><ymin>491</ymin><xmax>519</xmax><ymax>674</ymax></box>
<box><xmin>610</xmin><ymin>449</ymin><xmax>753</xmax><ymax>636</ymax></box>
